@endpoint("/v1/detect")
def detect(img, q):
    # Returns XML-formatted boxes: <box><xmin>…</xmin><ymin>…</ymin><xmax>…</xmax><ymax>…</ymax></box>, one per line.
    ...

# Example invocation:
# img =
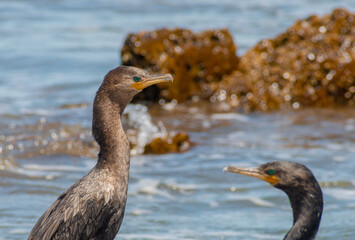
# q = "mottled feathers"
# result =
<box><xmin>28</xmin><ymin>168</ymin><xmax>126</xmax><ymax>240</ymax></box>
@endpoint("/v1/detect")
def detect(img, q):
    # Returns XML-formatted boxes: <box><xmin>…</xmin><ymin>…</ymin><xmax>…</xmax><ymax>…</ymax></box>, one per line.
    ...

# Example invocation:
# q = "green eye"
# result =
<box><xmin>268</xmin><ymin>169</ymin><xmax>275</xmax><ymax>175</ymax></box>
<box><xmin>133</xmin><ymin>76</ymin><xmax>140</xmax><ymax>82</ymax></box>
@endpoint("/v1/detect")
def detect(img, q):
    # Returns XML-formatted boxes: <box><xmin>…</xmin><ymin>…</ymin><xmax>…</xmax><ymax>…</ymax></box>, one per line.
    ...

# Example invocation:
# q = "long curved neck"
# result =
<box><xmin>283</xmin><ymin>183</ymin><xmax>323</xmax><ymax>240</ymax></box>
<box><xmin>92</xmin><ymin>90</ymin><xmax>130</xmax><ymax>172</ymax></box>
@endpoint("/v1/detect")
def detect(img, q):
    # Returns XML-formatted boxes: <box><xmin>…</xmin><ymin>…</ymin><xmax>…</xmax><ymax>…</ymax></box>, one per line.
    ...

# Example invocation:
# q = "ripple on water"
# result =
<box><xmin>129</xmin><ymin>178</ymin><xmax>174</xmax><ymax>199</ymax></box>
<box><xmin>211</xmin><ymin>113</ymin><xmax>249</xmax><ymax>122</ymax></box>
<box><xmin>0</xmin><ymin>104</ymin><xmax>168</xmax><ymax>171</ymax></box>
<box><xmin>326</xmin><ymin>188</ymin><xmax>355</xmax><ymax>201</ymax></box>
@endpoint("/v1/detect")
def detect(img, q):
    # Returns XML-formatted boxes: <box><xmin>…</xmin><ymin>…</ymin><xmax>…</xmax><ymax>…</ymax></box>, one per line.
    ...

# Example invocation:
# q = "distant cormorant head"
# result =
<box><xmin>224</xmin><ymin>161</ymin><xmax>323</xmax><ymax>240</ymax></box>
<box><xmin>224</xmin><ymin>161</ymin><xmax>318</xmax><ymax>191</ymax></box>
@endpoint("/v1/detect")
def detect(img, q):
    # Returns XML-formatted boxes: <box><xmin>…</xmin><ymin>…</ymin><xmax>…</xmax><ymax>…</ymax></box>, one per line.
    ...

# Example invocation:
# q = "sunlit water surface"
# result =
<box><xmin>1</xmin><ymin>0</ymin><xmax>355</xmax><ymax>239</ymax></box>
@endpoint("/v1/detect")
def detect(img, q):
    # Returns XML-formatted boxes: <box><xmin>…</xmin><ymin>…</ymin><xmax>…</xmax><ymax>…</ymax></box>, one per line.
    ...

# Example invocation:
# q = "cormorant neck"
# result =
<box><xmin>92</xmin><ymin>90</ymin><xmax>130</xmax><ymax>170</ymax></box>
<box><xmin>283</xmin><ymin>184</ymin><xmax>323</xmax><ymax>240</ymax></box>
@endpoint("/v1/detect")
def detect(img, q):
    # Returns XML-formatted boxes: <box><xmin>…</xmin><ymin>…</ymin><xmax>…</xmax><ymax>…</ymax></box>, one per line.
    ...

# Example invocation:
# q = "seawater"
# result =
<box><xmin>1</xmin><ymin>1</ymin><xmax>355</xmax><ymax>239</ymax></box>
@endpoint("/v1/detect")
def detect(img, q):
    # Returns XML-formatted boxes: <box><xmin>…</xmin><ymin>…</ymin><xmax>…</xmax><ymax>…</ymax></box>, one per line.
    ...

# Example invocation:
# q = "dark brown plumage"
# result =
<box><xmin>225</xmin><ymin>161</ymin><xmax>323</xmax><ymax>240</ymax></box>
<box><xmin>28</xmin><ymin>66</ymin><xmax>173</xmax><ymax>240</ymax></box>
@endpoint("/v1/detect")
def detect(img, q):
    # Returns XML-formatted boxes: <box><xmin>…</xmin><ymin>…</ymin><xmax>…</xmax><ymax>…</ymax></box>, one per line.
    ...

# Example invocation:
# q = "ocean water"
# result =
<box><xmin>1</xmin><ymin>0</ymin><xmax>355</xmax><ymax>239</ymax></box>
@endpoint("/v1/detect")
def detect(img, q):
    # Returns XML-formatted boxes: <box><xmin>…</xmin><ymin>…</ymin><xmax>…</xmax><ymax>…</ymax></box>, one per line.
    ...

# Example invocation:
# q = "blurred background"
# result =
<box><xmin>1</xmin><ymin>0</ymin><xmax>355</xmax><ymax>239</ymax></box>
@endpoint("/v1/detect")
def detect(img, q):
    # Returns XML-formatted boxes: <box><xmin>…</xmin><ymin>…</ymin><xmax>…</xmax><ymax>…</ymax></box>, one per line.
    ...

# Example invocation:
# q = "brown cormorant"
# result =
<box><xmin>28</xmin><ymin>66</ymin><xmax>173</xmax><ymax>240</ymax></box>
<box><xmin>224</xmin><ymin>161</ymin><xmax>323</xmax><ymax>240</ymax></box>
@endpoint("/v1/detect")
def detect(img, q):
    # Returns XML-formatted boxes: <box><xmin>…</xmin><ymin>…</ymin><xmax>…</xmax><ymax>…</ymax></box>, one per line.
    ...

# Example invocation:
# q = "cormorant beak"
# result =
<box><xmin>130</xmin><ymin>74</ymin><xmax>173</xmax><ymax>90</ymax></box>
<box><xmin>224</xmin><ymin>166</ymin><xmax>279</xmax><ymax>185</ymax></box>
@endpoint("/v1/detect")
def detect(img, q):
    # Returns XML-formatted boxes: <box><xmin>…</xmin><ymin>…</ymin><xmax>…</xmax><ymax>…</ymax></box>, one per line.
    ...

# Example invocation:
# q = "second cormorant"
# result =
<box><xmin>224</xmin><ymin>161</ymin><xmax>323</xmax><ymax>240</ymax></box>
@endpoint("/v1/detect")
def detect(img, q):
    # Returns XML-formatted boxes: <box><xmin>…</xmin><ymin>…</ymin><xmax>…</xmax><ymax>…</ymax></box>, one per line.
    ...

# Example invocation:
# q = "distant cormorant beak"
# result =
<box><xmin>130</xmin><ymin>74</ymin><xmax>173</xmax><ymax>90</ymax></box>
<box><xmin>224</xmin><ymin>166</ymin><xmax>279</xmax><ymax>185</ymax></box>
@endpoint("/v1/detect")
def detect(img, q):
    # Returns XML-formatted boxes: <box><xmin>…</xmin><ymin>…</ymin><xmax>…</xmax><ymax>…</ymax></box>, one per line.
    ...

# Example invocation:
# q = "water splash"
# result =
<box><xmin>124</xmin><ymin>104</ymin><xmax>167</xmax><ymax>155</ymax></box>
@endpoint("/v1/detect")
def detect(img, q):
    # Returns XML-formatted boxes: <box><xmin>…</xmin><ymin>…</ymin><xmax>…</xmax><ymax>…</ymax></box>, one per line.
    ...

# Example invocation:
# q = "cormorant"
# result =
<box><xmin>224</xmin><ymin>161</ymin><xmax>323</xmax><ymax>240</ymax></box>
<box><xmin>28</xmin><ymin>66</ymin><xmax>173</xmax><ymax>240</ymax></box>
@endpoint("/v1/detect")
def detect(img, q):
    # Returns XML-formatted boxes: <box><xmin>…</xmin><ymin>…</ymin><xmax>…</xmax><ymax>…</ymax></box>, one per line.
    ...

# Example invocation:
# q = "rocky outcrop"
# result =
<box><xmin>218</xmin><ymin>8</ymin><xmax>355</xmax><ymax>111</ymax></box>
<box><xmin>121</xmin><ymin>8</ymin><xmax>355</xmax><ymax>111</ymax></box>
<box><xmin>121</xmin><ymin>28</ymin><xmax>239</xmax><ymax>102</ymax></box>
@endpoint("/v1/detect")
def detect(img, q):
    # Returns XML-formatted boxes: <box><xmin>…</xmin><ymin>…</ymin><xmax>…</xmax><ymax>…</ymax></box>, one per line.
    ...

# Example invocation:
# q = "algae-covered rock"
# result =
<box><xmin>219</xmin><ymin>8</ymin><xmax>355</xmax><ymax>111</ymax></box>
<box><xmin>144</xmin><ymin>131</ymin><xmax>190</xmax><ymax>154</ymax></box>
<box><xmin>121</xmin><ymin>28</ymin><xmax>239</xmax><ymax>102</ymax></box>
<box><xmin>121</xmin><ymin>8</ymin><xmax>354</xmax><ymax>111</ymax></box>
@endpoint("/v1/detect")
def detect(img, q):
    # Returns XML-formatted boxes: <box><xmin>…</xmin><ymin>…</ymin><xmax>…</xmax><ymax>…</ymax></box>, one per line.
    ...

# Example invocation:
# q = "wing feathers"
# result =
<box><xmin>28</xmin><ymin>171</ymin><xmax>124</xmax><ymax>240</ymax></box>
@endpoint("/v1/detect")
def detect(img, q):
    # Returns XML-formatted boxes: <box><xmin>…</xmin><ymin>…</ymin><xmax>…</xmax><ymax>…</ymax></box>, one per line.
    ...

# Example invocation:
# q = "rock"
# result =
<box><xmin>121</xmin><ymin>28</ymin><xmax>239</xmax><ymax>102</ymax></box>
<box><xmin>144</xmin><ymin>131</ymin><xmax>191</xmax><ymax>154</ymax></box>
<box><xmin>121</xmin><ymin>8</ymin><xmax>355</xmax><ymax>111</ymax></box>
<box><xmin>218</xmin><ymin>8</ymin><xmax>355</xmax><ymax>111</ymax></box>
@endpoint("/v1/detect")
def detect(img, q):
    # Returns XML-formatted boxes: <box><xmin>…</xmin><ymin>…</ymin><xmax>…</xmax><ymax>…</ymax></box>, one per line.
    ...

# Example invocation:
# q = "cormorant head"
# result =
<box><xmin>224</xmin><ymin>162</ymin><xmax>323</xmax><ymax>239</ymax></box>
<box><xmin>224</xmin><ymin>161</ymin><xmax>317</xmax><ymax>191</ymax></box>
<box><xmin>99</xmin><ymin>65</ymin><xmax>173</xmax><ymax>106</ymax></box>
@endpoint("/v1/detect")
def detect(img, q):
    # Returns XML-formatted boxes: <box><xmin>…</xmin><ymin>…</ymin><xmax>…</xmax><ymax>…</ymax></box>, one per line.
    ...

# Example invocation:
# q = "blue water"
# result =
<box><xmin>1</xmin><ymin>1</ymin><xmax>355</xmax><ymax>239</ymax></box>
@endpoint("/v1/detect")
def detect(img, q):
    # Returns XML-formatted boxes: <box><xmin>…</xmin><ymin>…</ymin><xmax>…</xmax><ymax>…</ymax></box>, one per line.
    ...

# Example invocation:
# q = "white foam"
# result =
<box><xmin>23</xmin><ymin>164</ymin><xmax>84</xmax><ymax>172</ymax></box>
<box><xmin>164</xmin><ymin>178</ymin><xmax>198</xmax><ymax>194</ymax></box>
<box><xmin>6</xmin><ymin>166</ymin><xmax>61</xmax><ymax>178</ymax></box>
<box><xmin>129</xmin><ymin>208</ymin><xmax>151</xmax><ymax>216</ymax></box>
<box><xmin>8</xmin><ymin>228</ymin><xmax>30</xmax><ymax>234</ymax></box>
<box><xmin>19</xmin><ymin>108</ymin><xmax>53</xmax><ymax>116</ymax></box>
<box><xmin>198</xmin><ymin>153</ymin><xmax>225</xmax><ymax>160</ymax></box>
<box><xmin>326</xmin><ymin>143</ymin><xmax>344</xmax><ymax>150</ymax></box>
<box><xmin>209</xmin><ymin>201</ymin><xmax>219</xmax><ymax>207</ymax></box>
<box><xmin>327</xmin><ymin>188</ymin><xmax>355</xmax><ymax>201</ymax></box>
<box><xmin>125</xmin><ymin>104</ymin><xmax>167</xmax><ymax>155</ymax></box>
<box><xmin>230</xmin><ymin>195</ymin><xmax>276</xmax><ymax>207</ymax></box>
<box><xmin>247</xmin><ymin>197</ymin><xmax>276</xmax><ymax>207</ymax></box>
<box><xmin>226</xmin><ymin>131</ymin><xmax>247</xmax><ymax>139</ymax></box>
<box><xmin>333</xmin><ymin>156</ymin><xmax>346</xmax><ymax>162</ymax></box>
<box><xmin>119</xmin><ymin>233</ymin><xmax>195</xmax><ymax>240</ymax></box>
<box><xmin>186</xmin><ymin>229</ymin><xmax>279</xmax><ymax>239</ymax></box>
<box><xmin>211</xmin><ymin>113</ymin><xmax>249</xmax><ymax>122</ymax></box>
<box><xmin>129</xmin><ymin>178</ymin><xmax>174</xmax><ymax>199</ymax></box>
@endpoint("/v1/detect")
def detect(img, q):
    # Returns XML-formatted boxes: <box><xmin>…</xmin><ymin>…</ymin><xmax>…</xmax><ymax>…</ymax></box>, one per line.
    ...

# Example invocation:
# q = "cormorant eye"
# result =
<box><xmin>133</xmin><ymin>76</ymin><xmax>141</xmax><ymax>82</ymax></box>
<box><xmin>268</xmin><ymin>169</ymin><xmax>275</xmax><ymax>175</ymax></box>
